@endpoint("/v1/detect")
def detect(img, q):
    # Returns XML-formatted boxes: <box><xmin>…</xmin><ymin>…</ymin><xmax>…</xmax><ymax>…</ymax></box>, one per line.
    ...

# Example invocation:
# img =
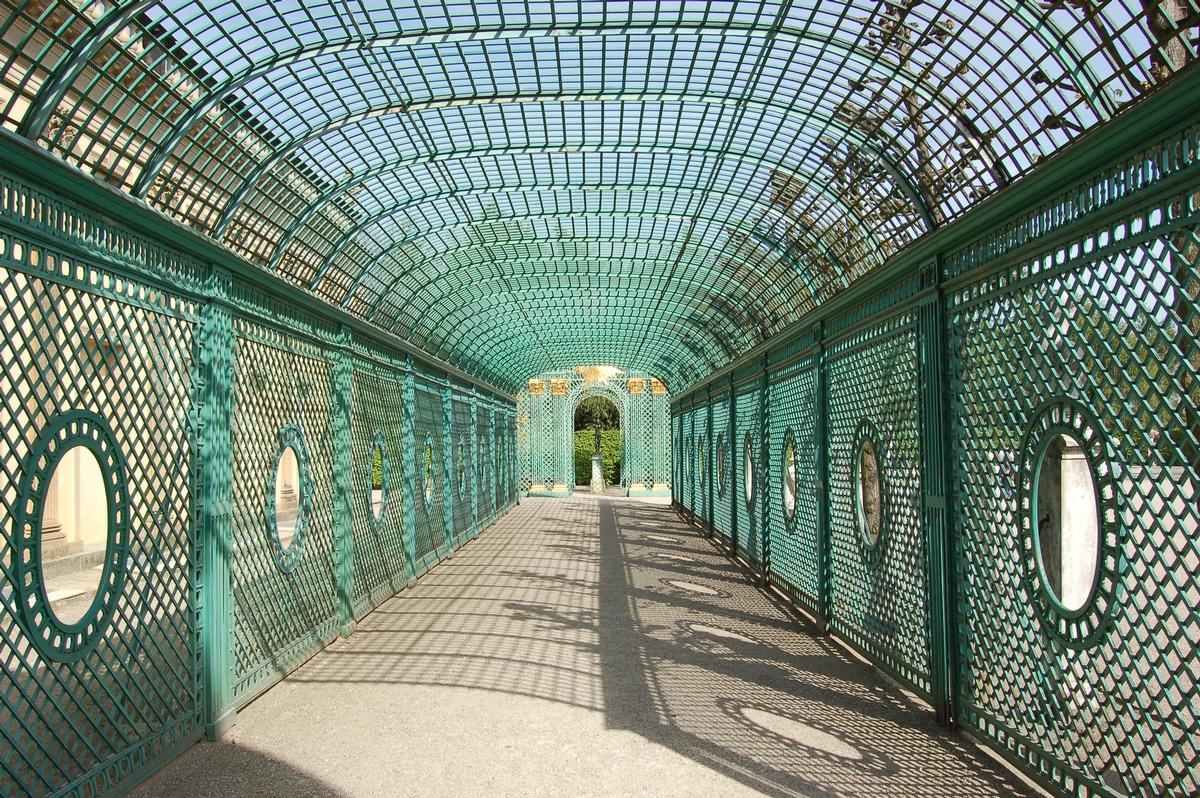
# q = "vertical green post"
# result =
<box><xmin>813</xmin><ymin>322</ymin><xmax>832</xmax><ymax>633</ymax></box>
<box><xmin>331</xmin><ymin>326</ymin><xmax>356</xmax><ymax>637</ymax></box>
<box><xmin>728</xmin><ymin>376</ymin><xmax>738</xmax><ymax>552</ymax></box>
<box><xmin>488</xmin><ymin>405</ymin><xmax>498</xmax><ymax>519</ymax></box>
<box><xmin>506</xmin><ymin>409</ymin><xmax>516</xmax><ymax>506</ymax></box>
<box><xmin>705</xmin><ymin>384</ymin><xmax>714</xmax><ymax>537</ymax></box>
<box><xmin>198</xmin><ymin>265</ymin><xmax>236</xmax><ymax>740</ymax></box>
<box><xmin>441</xmin><ymin>382</ymin><xmax>456</xmax><ymax>556</ymax></box>
<box><xmin>400</xmin><ymin>359</ymin><xmax>418</xmax><ymax>586</ymax></box>
<box><xmin>671</xmin><ymin>407</ymin><xmax>679</xmax><ymax>506</ymax></box>
<box><xmin>757</xmin><ymin>355</ymin><xmax>770</xmax><ymax>578</ymax></box>
<box><xmin>468</xmin><ymin>395</ymin><xmax>480</xmax><ymax>539</ymax></box>
<box><xmin>918</xmin><ymin>260</ymin><xmax>957</xmax><ymax>728</ymax></box>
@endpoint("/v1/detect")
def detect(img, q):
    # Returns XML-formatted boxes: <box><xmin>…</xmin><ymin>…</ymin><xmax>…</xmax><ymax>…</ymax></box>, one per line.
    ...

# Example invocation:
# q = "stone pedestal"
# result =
<box><xmin>590</xmin><ymin>454</ymin><xmax>605</xmax><ymax>493</ymax></box>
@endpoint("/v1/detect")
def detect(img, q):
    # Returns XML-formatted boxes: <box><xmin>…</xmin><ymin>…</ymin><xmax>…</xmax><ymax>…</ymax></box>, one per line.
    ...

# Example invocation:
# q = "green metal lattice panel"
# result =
<box><xmin>412</xmin><ymin>385</ymin><xmax>446</xmax><ymax>569</ymax></box>
<box><xmin>497</xmin><ymin>412</ymin><xmax>511</xmax><ymax>509</ymax></box>
<box><xmin>670</xmin><ymin>410</ymin><xmax>681</xmax><ymax>506</ymax></box>
<box><xmin>766</xmin><ymin>355</ymin><xmax>821</xmax><ymax>615</ymax></box>
<box><xmin>524</xmin><ymin>387</ymin><xmax>566</xmax><ymax>493</ymax></box>
<box><xmin>450</xmin><ymin>398</ymin><xmax>473</xmax><ymax>546</ymax></box>
<box><xmin>506</xmin><ymin>412</ymin><xmax>518</xmax><ymax>506</ymax></box>
<box><xmin>710</xmin><ymin>390</ymin><xmax>732</xmax><ymax>542</ymax></box>
<box><xmin>699</xmin><ymin>400</ymin><xmax>708</xmax><ymax>506</ymax></box>
<box><xmin>492</xmin><ymin>408</ymin><xmax>505</xmax><ymax>512</ymax></box>
<box><xmin>825</xmin><ymin>311</ymin><xmax>931</xmax><ymax>698</ymax></box>
<box><xmin>947</xmin><ymin>182</ymin><xmax>1200</xmax><ymax>796</ymax></box>
<box><xmin>477</xmin><ymin>404</ymin><xmax>495</xmax><ymax>525</ymax></box>
<box><xmin>682</xmin><ymin>407</ymin><xmax>695</xmax><ymax>512</ymax></box>
<box><xmin>734</xmin><ymin>377</ymin><xmax>761</xmax><ymax>567</ymax></box>
<box><xmin>516</xmin><ymin>370</ymin><xmax>671</xmax><ymax>496</ymax></box>
<box><xmin>625</xmin><ymin>388</ymin><xmax>667</xmax><ymax>492</ymax></box>
<box><xmin>693</xmin><ymin>402</ymin><xmax>710</xmax><ymax>523</ymax></box>
<box><xmin>7</xmin><ymin>1</ymin><xmax>1197</xmax><ymax>393</ymax></box>
<box><xmin>229</xmin><ymin>315</ymin><xmax>338</xmax><ymax>705</ymax></box>
<box><xmin>348</xmin><ymin>354</ymin><xmax>408</xmax><ymax>617</ymax></box>
<box><xmin>655</xmin><ymin>395</ymin><xmax>672</xmax><ymax>492</ymax></box>
<box><xmin>0</xmin><ymin>247</ymin><xmax>200</xmax><ymax>797</ymax></box>
<box><xmin>680</xmin><ymin>408</ymin><xmax>689</xmax><ymax>506</ymax></box>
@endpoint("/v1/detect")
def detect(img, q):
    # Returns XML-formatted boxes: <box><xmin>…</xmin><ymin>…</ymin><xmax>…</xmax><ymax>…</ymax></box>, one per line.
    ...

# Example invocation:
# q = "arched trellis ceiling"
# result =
<box><xmin>388</xmin><ymin>264</ymin><xmax>763</xmax><ymax>383</ymax></box>
<box><xmin>2</xmin><ymin>0</ymin><xmax>1195</xmax><ymax>393</ymax></box>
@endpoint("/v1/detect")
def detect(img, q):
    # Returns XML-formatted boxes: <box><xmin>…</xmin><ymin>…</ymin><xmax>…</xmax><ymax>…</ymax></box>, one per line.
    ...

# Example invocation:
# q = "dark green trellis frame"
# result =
<box><xmin>674</xmin><ymin>71</ymin><xmax>1200</xmax><ymax>797</ymax></box>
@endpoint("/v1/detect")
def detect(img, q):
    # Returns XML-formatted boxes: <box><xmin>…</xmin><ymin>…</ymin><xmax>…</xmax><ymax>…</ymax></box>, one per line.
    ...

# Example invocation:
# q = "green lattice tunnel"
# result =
<box><xmin>0</xmin><ymin>2</ymin><xmax>1196</xmax><ymax>797</ymax></box>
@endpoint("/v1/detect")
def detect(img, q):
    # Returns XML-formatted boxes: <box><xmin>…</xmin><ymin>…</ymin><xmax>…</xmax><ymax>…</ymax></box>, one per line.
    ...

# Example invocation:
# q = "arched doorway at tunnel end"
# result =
<box><xmin>516</xmin><ymin>369</ymin><xmax>672</xmax><ymax>498</ymax></box>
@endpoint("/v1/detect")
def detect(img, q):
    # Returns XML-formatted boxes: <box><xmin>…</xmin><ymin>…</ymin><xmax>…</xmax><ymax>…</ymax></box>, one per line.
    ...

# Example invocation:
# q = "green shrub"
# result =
<box><xmin>371</xmin><ymin>445</ymin><xmax>383</xmax><ymax>489</ymax></box>
<box><xmin>574</xmin><ymin>429</ymin><xmax>622</xmax><ymax>485</ymax></box>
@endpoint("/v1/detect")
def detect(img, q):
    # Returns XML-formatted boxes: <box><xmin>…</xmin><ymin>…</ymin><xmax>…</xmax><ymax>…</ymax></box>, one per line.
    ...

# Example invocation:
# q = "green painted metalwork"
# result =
<box><xmin>756</xmin><ymin>358</ymin><xmax>771</xmax><ymax>574</ymax></box>
<box><xmin>827</xmin><ymin>309</ymin><xmax>931</xmax><ymax>694</ymax></box>
<box><xmin>943</xmin><ymin>151</ymin><xmax>1200</xmax><ymax>795</ymax></box>
<box><xmin>917</xmin><ymin>263</ymin><xmax>957</xmax><ymax>727</ymax></box>
<box><xmin>0</xmin><ymin>135</ymin><xmax>516</xmax><ymax>796</ymax></box>
<box><xmin>466</xmin><ymin>397</ymin><xmax>481</xmax><ymax>541</ymax></box>
<box><xmin>487</xmin><ymin>407</ymin><xmax>500</xmax><ymax>516</ymax></box>
<box><xmin>3</xmin><ymin>1</ymin><xmax>1192</xmax><ymax>393</ymax></box>
<box><xmin>198</xmin><ymin>265</ymin><xmax>235</xmax><ymax>740</ymax></box>
<box><xmin>400</xmin><ymin>364</ymin><xmax>420</xmax><ymax>584</ymax></box>
<box><xmin>764</xmin><ymin>337</ymin><xmax>821</xmax><ymax>618</ymax></box>
<box><xmin>0</xmin><ymin>185</ymin><xmax>203</xmax><ymax>796</ymax></box>
<box><xmin>675</xmin><ymin>75</ymin><xmax>1200</xmax><ymax>797</ymax></box>
<box><xmin>0</xmin><ymin>3</ymin><xmax>1196</xmax><ymax>796</ymax></box>
<box><xmin>229</xmin><ymin>304</ymin><xmax>337</xmax><ymax>703</ymax></box>
<box><xmin>439</xmin><ymin>386</ymin><xmax>455</xmax><ymax>556</ymax></box>
<box><xmin>450</xmin><ymin>398</ymin><xmax>474</xmax><ymax>549</ymax></box>
<box><xmin>516</xmin><ymin>369</ymin><xmax>672</xmax><ymax>497</ymax></box>
<box><xmin>332</xmin><ymin>329</ymin><xmax>356</xmax><ymax>637</ymax></box>
<box><xmin>347</xmin><ymin>350</ymin><xmax>408</xmax><ymax>618</ymax></box>
<box><xmin>412</xmin><ymin>385</ymin><xmax>447</xmax><ymax>569</ymax></box>
<box><xmin>734</xmin><ymin>373</ymin><xmax>760</xmax><ymax>565</ymax></box>
<box><xmin>477</xmin><ymin>404</ymin><xmax>494</xmax><ymax>528</ymax></box>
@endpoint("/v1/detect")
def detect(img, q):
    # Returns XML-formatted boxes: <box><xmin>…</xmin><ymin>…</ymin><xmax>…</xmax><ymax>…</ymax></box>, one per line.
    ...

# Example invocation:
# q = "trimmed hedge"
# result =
<box><xmin>574</xmin><ymin>429</ymin><xmax>622</xmax><ymax>485</ymax></box>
